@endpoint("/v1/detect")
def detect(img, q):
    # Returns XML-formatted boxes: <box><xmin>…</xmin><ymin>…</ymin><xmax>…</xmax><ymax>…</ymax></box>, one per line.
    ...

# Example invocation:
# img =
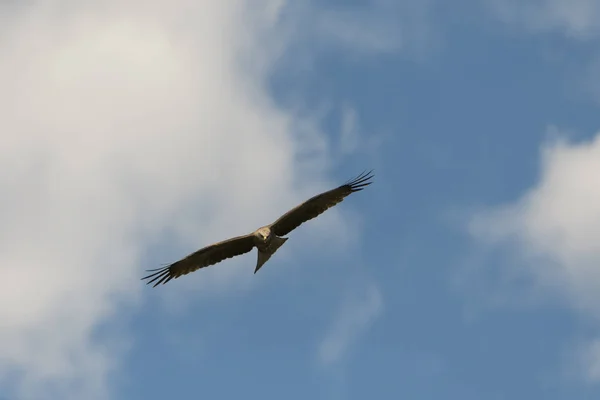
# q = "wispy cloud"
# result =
<box><xmin>318</xmin><ymin>283</ymin><xmax>383</xmax><ymax>366</ymax></box>
<box><xmin>488</xmin><ymin>0</ymin><xmax>600</xmax><ymax>38</ymax></box>
<box><xmin>485</xmin><ymin>1</ymin><xmax>600</xmax><ymax>131</ymax></box>
<box><xmin>271</xmin><ymin>0</ymin><xmax>435</xmax><ymax>62</ymax></box>
<box><xmin>470</xmin><ymin>131</ymin><xmax>600</xmax><ymax>313</ymax></box>
<box><xmin>469</xmin><ymin>129</ymin><xmax>600</xmax><ymax>381</ymax></box>
<box><xmin>576</xmin><ymin>338</ymin><xmax>600</xmax><ymax>383</ymax></box>
<box><xmin>0</xmin><ymin>0</ymin><xmax>359</xmax><ymax>398</ymax></box>
<box><xmin>0</xmin><ymin>0</ymin><xmax>402</xmax><ymax>397</ymax></box>
<box><xmin>339</xmin><ymin>104</ymin><xmax>360</xmax><ymax>155</ymax></box>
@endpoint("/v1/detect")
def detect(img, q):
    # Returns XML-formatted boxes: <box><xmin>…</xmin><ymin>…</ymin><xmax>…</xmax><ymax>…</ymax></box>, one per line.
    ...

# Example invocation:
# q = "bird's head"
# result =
<box><xmin>256</xmin><ymin>227</ymin><xmax>271</xmax><ymax>242</ymax></box>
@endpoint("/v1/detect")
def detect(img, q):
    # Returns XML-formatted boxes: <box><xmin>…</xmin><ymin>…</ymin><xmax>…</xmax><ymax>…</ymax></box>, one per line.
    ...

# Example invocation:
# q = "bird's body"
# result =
<box><xmin>253</xmin><ymin>226</ymin><xmax>288</xmax><ymax>274</ymax></box>
<box><xmin>142</xmin><ymin>170</ymin><xmax>373</xmax><ymax>287</ymax></box>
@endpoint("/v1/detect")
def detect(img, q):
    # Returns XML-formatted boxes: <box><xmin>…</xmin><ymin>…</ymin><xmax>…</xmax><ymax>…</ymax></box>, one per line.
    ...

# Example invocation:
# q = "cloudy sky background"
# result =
<box><xmin>2</xmin><ymin>0</ymin><xmax>600</xmax><ymax>399</ymax></box>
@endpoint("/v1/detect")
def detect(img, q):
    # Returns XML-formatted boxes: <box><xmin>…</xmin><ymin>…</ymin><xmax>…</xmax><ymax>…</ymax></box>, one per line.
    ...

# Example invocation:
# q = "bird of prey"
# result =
<box><xmin>142</xmin><ymin>170</ymin><xmax>373</xmax><ymax>287</ymax></box>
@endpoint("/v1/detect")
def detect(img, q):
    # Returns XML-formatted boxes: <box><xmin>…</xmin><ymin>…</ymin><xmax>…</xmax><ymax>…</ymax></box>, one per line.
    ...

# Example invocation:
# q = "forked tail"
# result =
<box><xmin>254</xmin><ymin>236</ymin><xmax>288</xmax><ymax>274</ymax></box>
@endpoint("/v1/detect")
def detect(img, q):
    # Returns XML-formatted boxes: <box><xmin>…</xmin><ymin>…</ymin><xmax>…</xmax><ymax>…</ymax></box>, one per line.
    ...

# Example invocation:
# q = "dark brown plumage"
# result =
<box><xmin>142</xmin><ymin>170</ymin><xmax>373</xmax><ymax>287</ymax></box>
<box><xmin>142</xmin><ymin>235</ymin><xmax>256</xmax><ymax>286</ymax></box>
<box><xmin>270</xmin><ymin>170</ymin><xmax>373</xmax><ymax>236</ymax></box>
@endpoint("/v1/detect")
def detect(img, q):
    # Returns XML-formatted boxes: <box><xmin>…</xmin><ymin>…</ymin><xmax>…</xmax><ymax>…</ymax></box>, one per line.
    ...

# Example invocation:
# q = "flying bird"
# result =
<box><xmin>142</xmin><ymin>170</ymin><xmax>373</xmax><ymax>287</ymax></box>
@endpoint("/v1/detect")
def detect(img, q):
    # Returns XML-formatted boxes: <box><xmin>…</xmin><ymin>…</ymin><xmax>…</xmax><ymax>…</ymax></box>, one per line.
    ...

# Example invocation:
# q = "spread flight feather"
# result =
<box><xmin>142</xmin><ymin>170</ymin><xmax>373</xmax><ymax>287</ymax></box>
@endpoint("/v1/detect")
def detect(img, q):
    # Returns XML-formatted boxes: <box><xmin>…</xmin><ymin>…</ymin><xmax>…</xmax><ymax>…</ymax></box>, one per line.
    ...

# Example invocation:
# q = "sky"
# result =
<box><xmin>2</xmin><ymin>0</ymin><xmax>600</xmax><ymax>399</ymax></box>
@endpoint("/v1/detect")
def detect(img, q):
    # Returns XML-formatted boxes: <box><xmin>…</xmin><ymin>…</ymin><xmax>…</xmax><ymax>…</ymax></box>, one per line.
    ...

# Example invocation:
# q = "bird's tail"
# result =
<box><xmin>254</xmin><ymin>236</ymin><xmax>288</xmax><ymax>274</ymax></box>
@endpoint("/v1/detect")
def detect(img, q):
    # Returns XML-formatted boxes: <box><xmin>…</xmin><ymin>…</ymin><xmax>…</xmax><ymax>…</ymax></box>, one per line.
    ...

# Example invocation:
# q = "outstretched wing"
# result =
<box><xmin>269</xmin><ymin>170</ymin><xmax>373</xmax><ymax>237</ymax></box>
<box><xmin>142</xmin><ymin>234</ymin><xmax>256</xmax><ymax>287</ymax></box>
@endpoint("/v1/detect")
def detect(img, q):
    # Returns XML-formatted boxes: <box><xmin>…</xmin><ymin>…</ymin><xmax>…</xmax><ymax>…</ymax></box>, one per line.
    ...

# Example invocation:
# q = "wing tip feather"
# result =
<box><xmin>345</xmin><ymin>169</ymin><xmax>374</xmax><ymax>192</ymax></box>
<box><xmin>141</xmin><ymin>264</ymin><xmax>173</xmax><ymax>287</ymax></box>
<box><xmin>142</xmin><ymin>173</ymin><xmax>373</xmax><ymax>287</ymax></box>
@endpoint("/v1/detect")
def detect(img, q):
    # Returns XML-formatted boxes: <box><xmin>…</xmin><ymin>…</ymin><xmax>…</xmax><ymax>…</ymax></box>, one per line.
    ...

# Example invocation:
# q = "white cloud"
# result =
<box><xmin>318</xmin><ymin>283</ymin><xmax>383</xmax><ymax>366</ymax></box>
<box><xmin>576</xmin><ymin>338</ymin><xmax>600</xmax><ymax>383</ymax></box>
<box><xmin>339</xmin><ymin>104</ymin><xmax>360</xmax><ymax>155</ymax></box>
<box><xmin>470</xmin><ymin>132</ymin><xmax>600</xmax><ymax>313</ymax></box>
<box><xmin>272</xmin><ymin>0</ymin><xmax>434</xmax><ymax>62</ymax></box>
<box><xmin>0</xmin><ymin>0</ymin><xmax>382</xmax><ymax>399</ymax></box>
<box><xmin>484</xmin><ymin>2</ymin><xmax>600</xmax><ymax>120</ymax></box>
<box><xmin>469</xmin><ymin>130</ymin><xmax>600</xmax><ymax>381</ymax></box>
<box><xmin>489</xmin><ymin>0</ymin><xmax>600</xmax><ymax>38</ymax></box>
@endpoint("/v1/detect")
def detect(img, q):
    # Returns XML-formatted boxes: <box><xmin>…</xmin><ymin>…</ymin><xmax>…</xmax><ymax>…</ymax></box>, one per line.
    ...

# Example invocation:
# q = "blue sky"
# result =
<box><xmin>3</xmin><ymin>1</ymin><xmax>600</xmax><ymax>399</ymax></box>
